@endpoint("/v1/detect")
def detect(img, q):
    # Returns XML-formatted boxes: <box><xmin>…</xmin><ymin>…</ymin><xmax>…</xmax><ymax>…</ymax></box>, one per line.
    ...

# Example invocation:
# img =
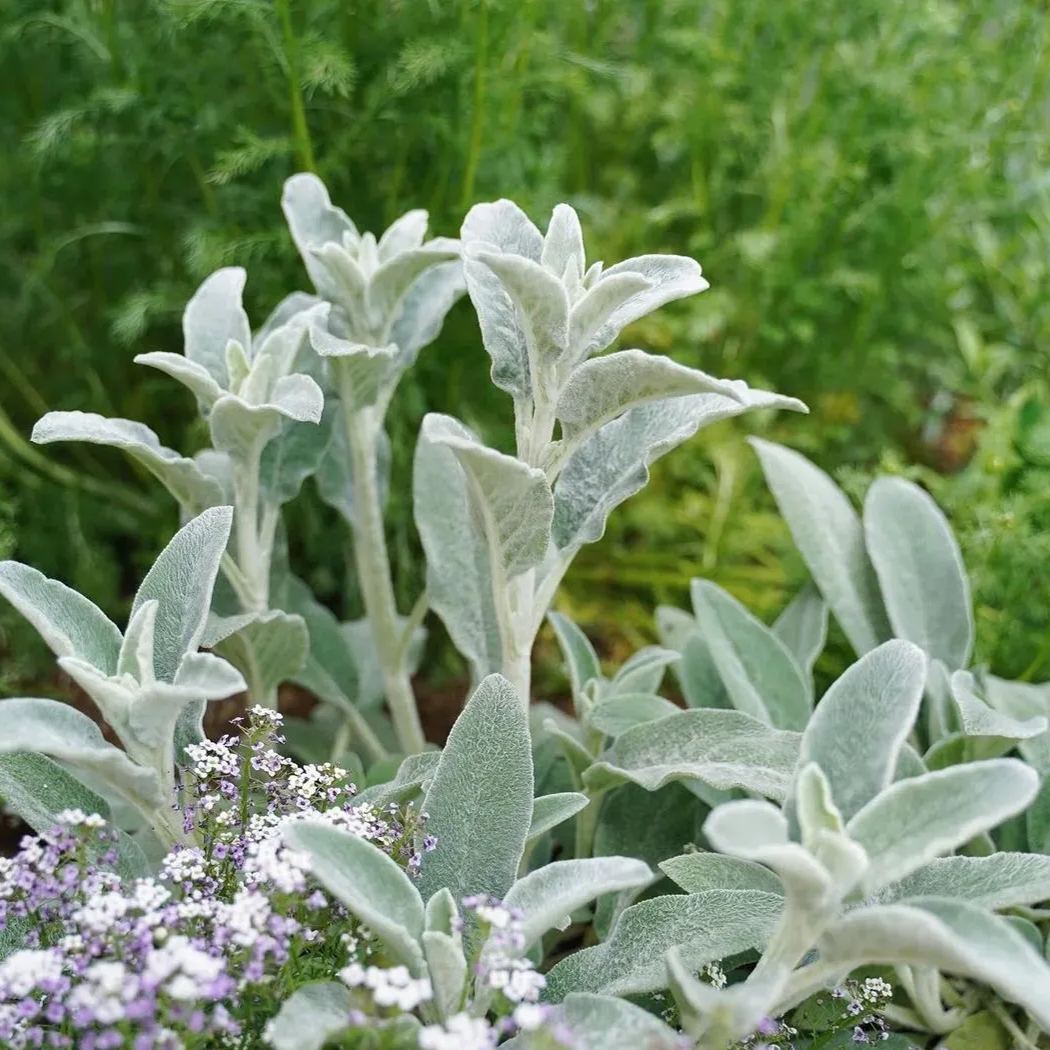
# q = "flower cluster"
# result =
<box><xmin>0</xmin><ymin>709</ymin><xmax>423</xmax><ymax>1048</ymax></box>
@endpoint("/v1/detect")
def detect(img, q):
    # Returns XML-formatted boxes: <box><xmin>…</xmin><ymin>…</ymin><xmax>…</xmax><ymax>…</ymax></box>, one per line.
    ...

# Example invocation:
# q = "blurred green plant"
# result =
<box><xmin>2</xmin><ymin>0</ymin><xmax>1048</xmax><ymax>694</ymax></box>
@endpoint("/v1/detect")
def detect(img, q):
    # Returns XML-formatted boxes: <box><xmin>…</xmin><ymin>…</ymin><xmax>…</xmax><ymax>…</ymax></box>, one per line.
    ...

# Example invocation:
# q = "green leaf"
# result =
<box><xmin>864</xmin><ymin>477</ymin><xmax>973</xmax><ymax>669</ymax></box>
<box><xmin>773</xmin><ymin>583</ymin><xmax>828</xmax><ymax>682</ymax></box>
<box><xmin>282</xmin><ymin>174</ymin><xmax>360</xmax><ymax>304</ymax></box>
<box><xmin>691</xmin><ymin>580</ymin><xmax>812</xmax><ymax>731</ymax></box>
<box><xmin>552</xmin><ymin>993</ymin><xmax>682</xmax><ymax>1050</ymax></box>
<box><xmin>422</xmin><ymin>929</ymin><xmax>467</xmax><ymax>1020</ymax></box>
<box><xmin>656</xmin><ymin>605</ymin><xmax>729</xmax><ymax>709</ymax></box>
<box><xmin>797</xmin><ymin>640</ymin><xmax>926</xmax><ymax>822</ymax></box>
<box><xmin>0</xmin><ymin>751</ymin><xmax>111</xmax><ymax>831</ymax></box>
<box><xmin>584</xmin><ymin>708</ymin><xmax>801</xmax><ymax>801</ymax></box>
<box><xmin>660</xmin><ymin>852</ymin><xmax>784</xmax><ymax>896</ymax></box>
<box><xmin>354</xmin><ymin>752</ymin><xmax>440</xmax><ymax>808</ymax></box>
<box><xmin>417</xmin><ymin>675</ymin><xmax>533</xmax><ymax>903</ymax></box>
<box><xmin>750</xmin><ymin>439</ymin><xmax>890</xmax><ymax>655</ymax></box>
<box><xmin>263</xmin><ymin>981</ymin><xmax>354</xmax><ymax>1050</ymax></box>
<box><xmin>606</xmin><ymin>646</ymin><xmax>679</xmax><ymax>697</ymax></box>
<box><xmin>212</xmin><ymin>610</ymin><xmax>308</xmax><ymax>704</ymax></box>
<box><xmin>879</xmin><ymin>852</ymin><xmax>1050</xmax><ymax>909</ymax></box>
<box><xmin>951</xmin><ymin>670</ymin><xmax>1047</xmax><ymax>742</ymax></box>
<box><xmin>528</xmin><ymin>792</ymin><xmax>589</xmax><ymax>842</ymax></box>
<box><xmin>548</xmin><ymin>611</ymin><xmax>602</xmax><ymax>702</ymax></box>
<box><xmin>0</xmin><ymin>698</ymin><xmax>163</xmax><ymax>811</ymax></box>
<box><xmin>503</xmin><ymin>857</ymin><xmax>652</xmax><ymax>952</ymax></box>
<box><xmin>820</xmin><ymin>898</ymin><xmax>1050</xmax><ymax>1029</ymax></box>
<box><xmin>942</xmin><ymin>1010</ymin><xmax>1011</xmax><ymax>1050</ymax></box>
<box><xmin>544</xmin><ymin>889</ymin><xmax>781</xmax><ymax>1000</ymax></box>
<box><xmin>847</xmin><ymin>759</ymin><xmax>1039</xmax><ymax>893</ymax></box>
<box><xmin>556</xmin><ymin>349</ymin><xmax>739</xmax><ymax>447</ymax></box>
<box><xmin>588</xmin><ymin>693</ymin><xmax>680</xmax><ymax>737</ymax></box>
<box><xmin>0</xmin><ymin>560</ymin><xmax>122</xmax><ymax>674</ymax></box>
<box><xmin>260</xmin><ymin>414</ymin><xmax>331</xmax><ymax>506</ymax></box>
<box><xmin>554</xmin><ymin>388</ymin><xmax>806</xmax><ymax>558</ymax></box>
<box><xmin>131</xmin><ymin>506</ymin><xmax>233</xmax><ymax>682</ymax></box>
<box><xmin>285</xmin><ymin>821</ymin><xmax>425</xmax><ymax>971</ymax></box>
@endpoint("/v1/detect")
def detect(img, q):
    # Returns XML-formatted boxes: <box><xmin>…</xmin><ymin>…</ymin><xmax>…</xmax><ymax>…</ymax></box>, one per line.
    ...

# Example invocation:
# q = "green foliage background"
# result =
<box><xmin>2</xmin><ymin>0</ymin><xmax>1049</xmax><ymax>694</ymax></box>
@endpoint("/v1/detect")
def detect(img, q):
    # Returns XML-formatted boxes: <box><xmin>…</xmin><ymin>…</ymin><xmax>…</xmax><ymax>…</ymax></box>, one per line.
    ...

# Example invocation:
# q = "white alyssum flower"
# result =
<box><xmin>418</xmin><ymin>1012</ymin><xmax>498</xmax><ymax>1050</ymax></box>
<box><xmin>0</xmin><ymin>949</ymin><xmax>65</xmax><ymax>998</ymax></box>
<box><xmin>340</xmin><ymin>963</ymin><xmax>433</xmax><ymax>1011</ymax></box>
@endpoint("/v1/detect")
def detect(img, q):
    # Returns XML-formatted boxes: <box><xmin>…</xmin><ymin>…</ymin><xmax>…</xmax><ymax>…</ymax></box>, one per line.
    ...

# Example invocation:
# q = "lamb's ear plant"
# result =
<box><xmin>544</xmin><ymin>639</ymin><xmax>1050</xmax><ymax>1047</ymax></box>
<box><xmin>30</xmin><ymin>268</ymin><xmax>328</xmax><ymax>711</ymax></box>
<box><xmin>747</xmin><ymin>439</ymin><xmax>1050</xmax><ymax>766</ymax></box>
<box><xmin>269</xmin><ymin>675</ymin><xmax>654</xmax><ymax>1047</ymax></box>
<box><xmin>413</xmin><ymin>200</ymin><xmax>808</xmax><ymax>706</ymax></box>
<box><xmin>282</xmin><ymin>173</ymin><xmax>465</xmax><ymax>755</ymax></box>
<box><xmin>0</xmin><ymin>507</ymin><xmax>243</xmax><ymax>849</ymax></box>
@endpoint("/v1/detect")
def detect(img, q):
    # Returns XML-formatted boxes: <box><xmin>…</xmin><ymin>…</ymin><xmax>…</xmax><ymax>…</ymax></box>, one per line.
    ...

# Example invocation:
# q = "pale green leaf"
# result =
<box><xmin>264</xmin><ymin>981</ymin><xmax>354</xmax><ymax>1050</ymax></box>
<box><xmin>772</xmin><ymin>583</ymin><xmax>828</xmax><ymax>681</ymax></box>
<box><xmin>182</xmin><ymin>267</ymin><xmax>250</xmax><ymax>387</ymax></box>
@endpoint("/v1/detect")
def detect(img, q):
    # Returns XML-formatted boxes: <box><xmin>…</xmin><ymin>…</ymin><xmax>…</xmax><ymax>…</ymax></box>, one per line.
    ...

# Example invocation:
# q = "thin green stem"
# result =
<box><xmin>459</xmin><ymin>0</ymin><xmax>488</xmax><ymax>210</ymax></box>
<box><xmin>274</xmin><ymin>0</ymin><xmax>316</xmax><ymax>172</ymax></box>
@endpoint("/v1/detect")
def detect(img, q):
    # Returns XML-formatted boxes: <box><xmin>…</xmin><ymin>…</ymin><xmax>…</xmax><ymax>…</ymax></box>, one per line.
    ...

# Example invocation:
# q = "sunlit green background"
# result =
<box><xmin>2</xmin><ymin>0</ymin><xmax>1049</xmax><ymax>703</ymax></box>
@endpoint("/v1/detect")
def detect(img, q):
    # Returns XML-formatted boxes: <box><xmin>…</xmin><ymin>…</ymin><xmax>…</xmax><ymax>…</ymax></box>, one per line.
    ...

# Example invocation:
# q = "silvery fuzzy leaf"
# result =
<box><xmin>544</xmin><ymin>889</ymin><xmax>781</xmax><ymax>1000</ymax></box>
<box><xmin>131</xmin><ymin>506</ymin><xmax>233</xmax><ymax>683</ymax></box>
<box><xmin>32</xmin><ymin>411</ymin><xmax>224</xmax><ymax>511</ymax></box>
<box><xmin>469</xmin><ymin>249</ymin><xmax>570</xmax><ymax>397</ymax></box>
<box><xmin>655</xmin><ymin>606</ymin><xmax>729</xmax><ymax>710</ymax></box>
<box><xmin>585</xmin><ymin>708</ymin><xmax>800</xmax><ymax>799</ymax></box>
<box><xmin>548</xmin><ymin>611</ymin><xmax>602</xmax><ymax>703</ymax></box>
<box><xmin>286</xmin><ymin>821</ymin><xmax>426</xmax><ymax>971</ymax></box>
<box><xmin>513</xmin><ymin>994</ymin><xmax>681</xmax><ymax>1050</ymax></box>
<box><xmin>260</xmin><ymin>414</ymin><xmax>331</xmax><ymax>507</ymax></box>
<box><xmin>554</xmin><ymin>387</ymin><xmax>806</xmax><ymax>557</ymax></box>
<box><xmin>422</xmin><ymin>930</ymin><xmax>467</xmax><ymax>1020</ymax></box>
<box><xmin>528</xmin><ymin>792</ymin><xmax>589</xmax><ymax>843</ymax></box>
<box><xmin>0</xmin><ymin>752</ymin><xmax>112</xmax><ymax>833</ymax></box>
<box><xmin>368</xmin><ymin>245</ymin><xmax>461</xmax><ymax>335</ymax></box>
<box><xmin>424</xmin><ymin>887</ymin><xmax>459</xmax><ymax>937</ymax></box>
<box><xmin>130</xmin><ymin>651</ymin><xmax>245</xmax><ymax>748</ymax></box>
<box><xmin>0</xmin><ymin>560</ymin><xmax>122</xmax><ymax>675</ymax></box>
<box><xmin>659</xmin><ymin>852</ymin><xmax>784</xmax><ymax>896</ymax></box>
<box><xmin>353</xmin><ymin>752</ymin><xmax>441</xmax><ymax>809</ymax></box>
<box><xmin>415</xmin><ymin>415</ymin><xmax>554</xmax><ymax>674</ymax></box>
<box><xmin>194</xmin><ymin>449</ymin><xmax>235</xmax><ymax>505</ymax></box>
<box><xmin>282</xmin><ymin>577</ymin><xmax>360</xmax><ymax>709</ymax></box>
<box><xmin>818</xmin><ymin>898</ymin><xmax>1050</xmax><ymax>1029</ymax></box>
<box><xmin>182</xmin><ymin>267</ymin><xmax>251</xmax><ymax>388</ymax></box>
<box><xmin>580</xmin><ymin>254</ymin><xmax>708</xmax><ymax>359</ymax></box>
<box><xmin>0</xmin><ymin>698</ymin><xmax>164</xmax><ymax>810</ymax></box>
<box><xmin>282</xmin><ymin>174</ymin><xmax>360</xmax><ymax>300</ymax></box>
<box><xmin>461</xmin><ymin>199</ymin><xmax>544</xmax><ymax>261</ymax></box>
<box><xmin>211</xmin><ymin>611</ymin><xmax>306</xmax><ymax>706</ymax></box>
<box><xmin>118</xmin><ymin>599</ymin><xmax>158</xmax><ymax>682</ymax></box>
<box><xmin>878</xmin><ymin>853</ymin><xmax>1050</xmax><ymax>910</ymax></box>
<box><xmin>864</xmin><ymin>477</ymin><xmax>974</xmax><ymax>669</ymax></box>
<box><xmin>199</xmin><ymin>612</ymin><xmax>257</xmax><ymax>649</ymax></box>
<box><xmin>255</xmin><ymin>291</ymin><xmax>324</xmax><ymax>347</ymax></box>
<box><xmin>389</xmin><ymin>259</ymin><xmax>465</xmax><ymax>357</ymax></box>
<box><xmin>541</xmin><ymin>203</ymin><xmax>586</xmax><ymax>281</ymax></box>
<box><xmin>950</xmin><ymin>669</ymin><xmax>1047</xmax><ymax>742</ymax></box>
<box><xmin>461</xmin><ymin>201</ymin><xmax>544</xmax><ymax>399</ymax></box>
<box><xmin>691</xmin><ymin>580</ymin><xmax>812</xmax><ymax>732</ymax></box>
<box><xmin>378</xmin><ymin>209</ymin><xmax>429</xmax><ymax>261</ymax></box>
<box><xmin>556</xmin><ymin>349</ymin><xmax>741</xmax><ymax>449</ymax></box>
<box><xmin>750</xmin><ymin>439</ymin><xmax>891</xmax><ymax>656</ymax></box>
<box><xmin>984</xmin><ymin>676</ymin><xmax>1050</xmax><ymax>773</ymax></box>
<box><xmin>253</xmin><ymin>309</ymin><xmax>324</xmax><ymax>377</ymax></box>
<box><xmin>133</xmin><ymin>352</ymin><xmax>224</xmax><ymax>406</ymax></box>
<box><xmin>606</xmin><ymin>646</ymin><xmax>679</xmax><ymax>697</ymax></box>
<box><xmin>772</xmin><ymin>583</ymin><xmax>828</xmax><ymax>682</ymax></box>
<box><xmin>567</xmin><ymin>273</ymin><xmax>652</xmax><ymax>366</ymax></box>
<box><xmin>501</xmin><ymin>857</ymin><xmax>652</xmax><ymax>953</ymax></box>
<box><xmin>588</xmin><ymin>693</ymin><xmax>680</xmax><ymax>738</ymax></box>
<box><xmin>417</xmin><ymin>675</ymin><xmax>533</xmax><ymax>904</ymax></box>
<box><xmin>264</xmin><ymin>981</ymin><xmax>355</xmax><ymax>1050</ymax></box>
<box><xmin>309</xmin><ymin>328</ymin><xmax>404</xmax><ymax>408</ymax></box>
<box><xmin>846</xmin><ymin>759</ymin><xmax>1039</xmax><ymax>893</ymax></box>
<box><xmin>208</xmin><ymin>390</ymin><xmax>316</xmax><ymax>463</ymax></box>
<box><xmin>796</xmin><ymin>640</ymin><xmax>926</xmax><ymax>823</ymax></box>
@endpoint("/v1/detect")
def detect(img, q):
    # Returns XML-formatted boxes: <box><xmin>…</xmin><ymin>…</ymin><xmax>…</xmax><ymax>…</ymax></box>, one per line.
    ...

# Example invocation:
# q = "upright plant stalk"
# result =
<box><xmin>340</xmin><ymin>372</ymin><xmax>426</xmax><ymax>755</ymax></box>
<box><xmin>274</xmin><ymin>0</ymin><xmax>316</xmax><ymax>172</ymax></box>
